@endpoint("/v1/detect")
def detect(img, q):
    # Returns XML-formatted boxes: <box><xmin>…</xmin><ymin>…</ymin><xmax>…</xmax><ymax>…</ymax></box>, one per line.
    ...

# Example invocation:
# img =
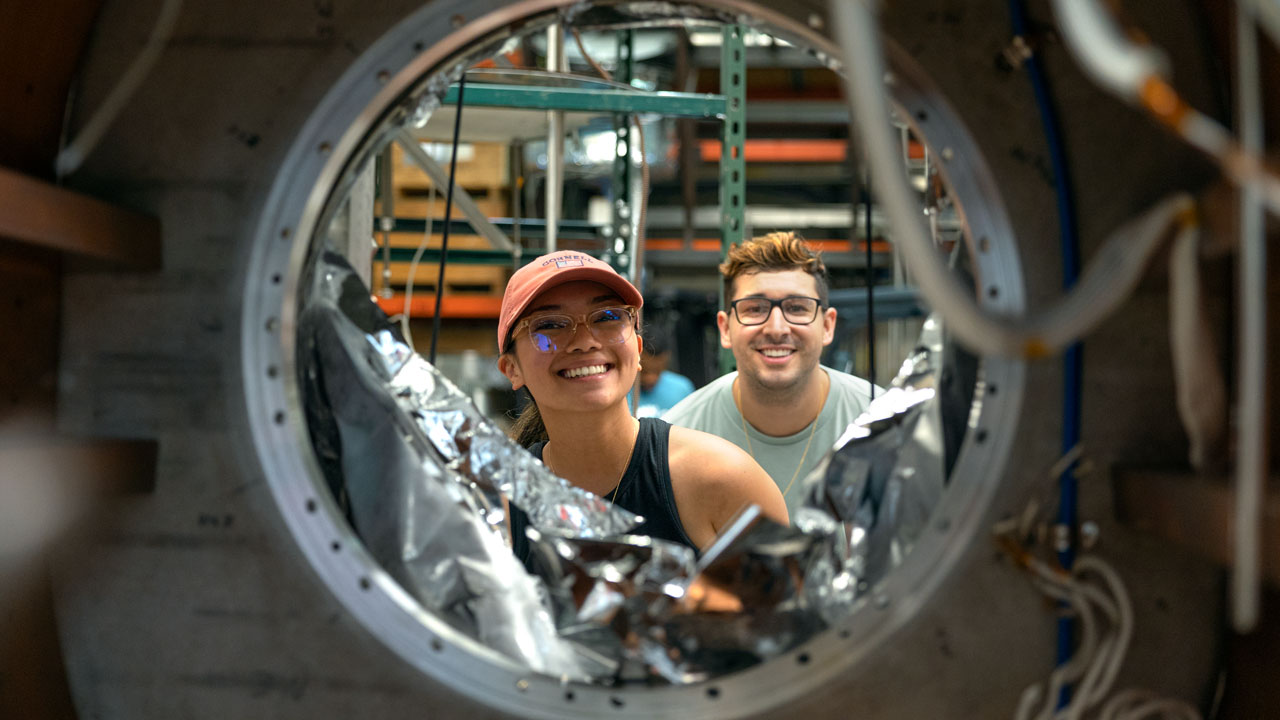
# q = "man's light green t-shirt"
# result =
<box><xmin>662</xmin><ymin>366</ymin><xmax>878</xmax><ymax>516</ymax></box>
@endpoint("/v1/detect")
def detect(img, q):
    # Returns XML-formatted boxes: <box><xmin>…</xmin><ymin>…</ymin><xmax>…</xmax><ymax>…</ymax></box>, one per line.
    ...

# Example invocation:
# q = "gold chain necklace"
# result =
<box><xmin>733</xmin><ymin>379</ymin><xmax>824</xmax><ymax>499</ymax></box>
<box><xmin>544</xmin><ymin>443</ymin><xmax>628</xmax><ymax>505</ymax></box>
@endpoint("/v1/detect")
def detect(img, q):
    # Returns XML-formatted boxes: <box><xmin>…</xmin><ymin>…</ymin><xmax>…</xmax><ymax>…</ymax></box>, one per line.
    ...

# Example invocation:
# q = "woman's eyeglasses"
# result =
<box><xmin>729</xmin><ymin>296</ymin><xmax>822</xmax><ymax>326</ymax></box>
<box><xmin>512</xmin><ymin>306</ymin><xmax>638</xmax><ymax>353</ymax></box>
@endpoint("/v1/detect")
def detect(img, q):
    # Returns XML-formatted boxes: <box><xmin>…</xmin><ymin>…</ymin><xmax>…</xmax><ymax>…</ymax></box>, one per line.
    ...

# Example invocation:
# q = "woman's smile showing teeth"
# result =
<box><xmin>560</xmin><ymin>364</ymin><xmax>610</xmax><ymax>379</ymax></box>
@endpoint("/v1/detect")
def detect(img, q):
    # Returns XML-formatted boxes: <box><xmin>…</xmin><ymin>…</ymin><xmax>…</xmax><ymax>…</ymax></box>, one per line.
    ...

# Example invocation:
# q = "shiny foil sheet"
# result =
<box><xmin>798</xmin><ymin>314</ymin><xmax>949</xmax><ymax>621</ymax></box>
<box><xmin>301</xmin><ymin>253</ymin><xmax>631</xmax><ymax>678</ymax></box>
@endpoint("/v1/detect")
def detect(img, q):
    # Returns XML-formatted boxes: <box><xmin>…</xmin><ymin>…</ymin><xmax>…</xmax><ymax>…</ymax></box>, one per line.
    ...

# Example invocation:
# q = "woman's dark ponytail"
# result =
<box><xmin>509</xmin><ymin>389</ymin><xmax>548</xmax><ymax>447</ymax></box>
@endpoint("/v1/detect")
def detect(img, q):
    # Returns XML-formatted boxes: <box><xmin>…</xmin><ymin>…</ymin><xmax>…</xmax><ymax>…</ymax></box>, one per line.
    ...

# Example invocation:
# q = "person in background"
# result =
<box><xmin>663</xmin><ymin>232</ymin><xmax>878</xmax><ymax>516</ymax></box>
<box><xmin>497</xmin><ymin>250</ymin><xmax>787</xmax><ymax>560</ymax></box>
<box><xmin>636</xmin><ymin>331</ymin><xmax>695</xmax><ymax>418</ymax></box>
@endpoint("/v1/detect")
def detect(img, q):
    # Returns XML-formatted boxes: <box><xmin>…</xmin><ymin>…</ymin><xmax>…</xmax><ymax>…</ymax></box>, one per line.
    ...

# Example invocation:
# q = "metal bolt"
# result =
<box><xmin>1080</xmin><ymin>521</ymin><xmax>1101</xmax><ymax>551</ymax></box>
<box><xmin>1052</xmin><ymin>523</ymin><xmax>1071</xmax><ymax>553</ymax></box>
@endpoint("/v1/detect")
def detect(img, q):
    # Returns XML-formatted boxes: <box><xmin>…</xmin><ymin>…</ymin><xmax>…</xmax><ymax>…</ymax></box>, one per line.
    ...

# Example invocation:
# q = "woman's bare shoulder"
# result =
<box><xmin>668</xmin><ymin>425</ymin><xmax>758</xmax><ymax>478</ymax></box>
<box><xmin>666</xmin><ymin>424</ymin><xmax>788</xmax><ymax>529</ymax></box>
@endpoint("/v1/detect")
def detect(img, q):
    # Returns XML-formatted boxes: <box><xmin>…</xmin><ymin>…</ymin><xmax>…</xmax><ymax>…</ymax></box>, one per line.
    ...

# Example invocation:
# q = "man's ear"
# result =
<box><xmin>497</xmin><ymin>353</ymin><xmax>524</xmax><ymax>390</ymax></box>
<box><xmin>716</xmin><ymin>310</ymin><xmax>732</xmax><ymax>349</ymax></box>
<box><xmin>820</xmin><ymin>306</ymin><xmax>837</xmax><ymax>346</ymax></box>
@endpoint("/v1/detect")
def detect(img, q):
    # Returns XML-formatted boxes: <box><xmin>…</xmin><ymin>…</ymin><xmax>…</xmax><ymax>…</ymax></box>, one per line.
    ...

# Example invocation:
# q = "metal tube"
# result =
<box><xmin>545</xmin><ymin>24</ymin><xmax>565</xmax><ymax>252</ymax></box>
<box><xmin>1233</xmin><ymin>4</ymin><xmax>1266</xmax><ymax>634</ymax></box>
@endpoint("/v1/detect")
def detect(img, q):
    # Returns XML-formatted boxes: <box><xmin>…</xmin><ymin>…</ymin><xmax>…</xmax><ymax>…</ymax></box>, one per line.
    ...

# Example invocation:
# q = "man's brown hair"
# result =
<box><xmin>719</xmin><ymin>231</ymin><xmax>829</xmax><ymax>307</ymax></box>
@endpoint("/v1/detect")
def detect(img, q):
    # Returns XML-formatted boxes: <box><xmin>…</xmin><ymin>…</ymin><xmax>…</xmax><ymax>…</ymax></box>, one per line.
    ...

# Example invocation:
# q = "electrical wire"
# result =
<box><xmin>832</xmin><ymin>0</ymin><xmax>1199</xmax><ymax>360</ymax></box>
<box><xmin>999</xmin><ymin>537</ymin><xmax>1203</xmax><ymax>720</ymax></box>
<box><xmin>428</xmin><ymin>74</ymin><xmax>467</xmax><ymax>365</ymax></box>
<box><xmin>56</xmin><ymin>0</ymin><xmax>185</xmax><ymax>178</ymax></box>
<box><xmin>1007</xmin><ymin>0</ymin><xmax>1085</xmax><ymax>702</ymax></box>
<box><xmin>399</xmin><ymin>184</ymin><xmax>437</xmax><ymax>348</ymax></box>
<box><xmin>864</xmin><ymin>166</ymin><xmax>876</xmax><ymax>396</ymax></box>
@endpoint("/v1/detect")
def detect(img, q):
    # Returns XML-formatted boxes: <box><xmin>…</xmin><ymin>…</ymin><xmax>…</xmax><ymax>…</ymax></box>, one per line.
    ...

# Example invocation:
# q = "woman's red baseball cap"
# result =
<box><xmin>497</xmin><ymin>250</ymin><xmax>643</xmax><ymax>351</ymax></box>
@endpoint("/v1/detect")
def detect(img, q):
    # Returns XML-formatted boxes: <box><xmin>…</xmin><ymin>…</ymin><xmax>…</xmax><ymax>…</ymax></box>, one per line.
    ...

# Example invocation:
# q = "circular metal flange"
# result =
<box><xmin>239</xmin><ymin>2</ymin><xmax>1027</xmax><ymax>717</ymax></box>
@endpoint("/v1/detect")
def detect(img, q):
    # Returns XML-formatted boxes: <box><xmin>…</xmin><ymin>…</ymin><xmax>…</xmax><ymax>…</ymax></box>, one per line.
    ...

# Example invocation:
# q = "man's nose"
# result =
<box><xmin>762</xmin><ymin>304</ymin><xmax>791</xmax><ymax>335</ymax></box>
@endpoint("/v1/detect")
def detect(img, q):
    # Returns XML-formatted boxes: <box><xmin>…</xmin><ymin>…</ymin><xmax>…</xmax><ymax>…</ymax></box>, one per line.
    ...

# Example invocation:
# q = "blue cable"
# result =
<box><xmin>1008</xmin><ymin>0</ymin><xmax>1083</xmax><ymax>708</ymax></box>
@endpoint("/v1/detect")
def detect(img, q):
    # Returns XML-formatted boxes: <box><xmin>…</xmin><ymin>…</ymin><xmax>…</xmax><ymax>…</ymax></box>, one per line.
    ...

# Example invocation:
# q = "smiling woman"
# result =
<box><xmin>497</xmin><ymin>251</ymin><xmax>788</xmax><ymax>554</ymax></box>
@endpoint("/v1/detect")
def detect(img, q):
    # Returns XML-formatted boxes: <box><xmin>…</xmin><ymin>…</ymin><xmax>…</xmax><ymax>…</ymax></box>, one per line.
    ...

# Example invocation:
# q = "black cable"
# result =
<box><xmin>864</xmin><ymin>166</ymin><xmax>875</xmax><ymax>398</ymax></box>
<box><xmin>429</xmin><ymin>73</ymin><xmax>466</xmax><ymax>365</ymax></box>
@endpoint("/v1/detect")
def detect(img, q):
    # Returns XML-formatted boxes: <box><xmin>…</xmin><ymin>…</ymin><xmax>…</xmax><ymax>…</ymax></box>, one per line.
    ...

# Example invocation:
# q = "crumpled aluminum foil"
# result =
<box><xmin>301</xmin><ymin>250</ymin><xmax>955</xmax><ymax>685</ymax></box>
<box><xmin>301</xmin><ymin>253</ymin><xmax>637</xmax><ymax>679</ymax></box>
<box><xmin>798</xmin><ymin>314</ymin><xmax>949</xmax><ymax>622</ymax></box>
<box><xmin>370</xmin><ymin>334</ymin><xmax>642</xmax><ymax>540</ymax></box>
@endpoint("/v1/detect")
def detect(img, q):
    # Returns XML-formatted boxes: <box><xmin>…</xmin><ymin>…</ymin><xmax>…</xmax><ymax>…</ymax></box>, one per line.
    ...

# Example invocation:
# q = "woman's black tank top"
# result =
<box><xmin>510</xmin><ymin>418</ymin><xmax>697</xmax><ymax>560</ymax></box>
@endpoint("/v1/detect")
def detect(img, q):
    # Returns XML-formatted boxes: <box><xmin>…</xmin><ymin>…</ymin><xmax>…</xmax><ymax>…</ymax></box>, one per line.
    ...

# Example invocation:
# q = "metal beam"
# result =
<box><xmin>386</xmin><ymin>248</ymin><xmax>540</xmax><ymax>266</ymax></box>
<box><xmin>718</xmin><ymin>24</ymin><xmax>747</xmax><ymax>374</ymax></box>
<box><xmin>828</xmin><ymin>286</ymin><xmax>926</xmax><ymax>326</ymax></box>
<box><xmin>545</xmin><ymin>25</ymin><xmax>565</xmax><ymax>252</ymax></box>
<box><xmin>393</xmin><ymin>132</ymin><xmax>515</xmax><ymax>253</ymax></box>
<box><xmin>0</xmin><ymin>168</ymin><xmax>160</xmax><ymax>270</ymax></box>
<box><xmin>440</xmin><ymin>84</ymin><xmax>727</xmax><ymax>117</ymax></box>
<box><xmin>383</xmin><ymin>217</ymin><xmax>600</xmax><ymax>242</ymax></box>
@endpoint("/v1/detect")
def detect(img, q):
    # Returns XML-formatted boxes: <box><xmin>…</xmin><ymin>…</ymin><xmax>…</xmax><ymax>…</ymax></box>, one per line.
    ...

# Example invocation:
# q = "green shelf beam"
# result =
<box><xmin>718</xmin><ymin>24</ymin><xmax>747</xmax><ymax>375</ymax></box>
<box><xmin>440</xmin><ymin>83</ymin><xmax>726</xmax><ymax>118</ymax></box>
<box><xmin>386</xmin><ymin>248</ymin><xmax>573</xmax><ymax>266</ymax></box>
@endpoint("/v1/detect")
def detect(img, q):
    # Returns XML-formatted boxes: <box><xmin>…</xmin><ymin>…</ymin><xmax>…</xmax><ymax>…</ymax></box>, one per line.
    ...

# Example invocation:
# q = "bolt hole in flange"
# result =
<box><xmin>241</xmin><ymin>1</ymin><xmax>1026</xmax><ymax>717</ymax></box>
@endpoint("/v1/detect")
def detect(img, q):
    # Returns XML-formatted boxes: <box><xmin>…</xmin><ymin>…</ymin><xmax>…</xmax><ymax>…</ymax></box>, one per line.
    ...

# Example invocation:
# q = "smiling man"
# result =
<box><xmin>663</xmin><ymin>232</ymin><xmax>877</xmax><ymax>514</ymax></box>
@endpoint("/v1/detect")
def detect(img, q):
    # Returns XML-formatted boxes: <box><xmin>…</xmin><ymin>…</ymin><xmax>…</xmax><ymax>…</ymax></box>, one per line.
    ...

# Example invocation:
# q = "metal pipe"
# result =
<box><xmin>1233</xmin><ymin>3</ymin><xmax>1267</xmax><ymax>634</ymax></box>
<box><xmin>545</xmin><ymin>23</ymin><xmax>565</xmax><ymax>252</ymax></box>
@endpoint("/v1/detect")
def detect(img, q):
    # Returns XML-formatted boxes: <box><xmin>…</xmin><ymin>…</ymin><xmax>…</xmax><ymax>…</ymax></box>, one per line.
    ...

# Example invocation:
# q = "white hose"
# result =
<box><xmin>56</xmin><ymin>0</ymin><xmax>185</xmax><ymax>177</ymax></box>
<box><xmin>831</xmin><ymin>0</ymin><xmax>1195</xmax><ymax>359</ymax></box>
<box><xmin>400</xmin><ymin>185</ymin><xmax>437</xmax><ymax>348</ymax></box>
<box><xmin>1244</xmin><ymin>0</ymin><xmax>1280</xmax><ymax>51</ymax></box>
<box><xmin>1168</xmin><ymin>222</ymin><xmax>1226</xmax><ymax>470</ymax></box>
<box><xmin>1048</xmin><ymin>0</ymin><xmax>1280</xmax><ymax>217</ymax></box>
<box><xmin>1048</xmin><ymin>0</ymin><xmax>1167</xmax><ymax>101</ymax></box>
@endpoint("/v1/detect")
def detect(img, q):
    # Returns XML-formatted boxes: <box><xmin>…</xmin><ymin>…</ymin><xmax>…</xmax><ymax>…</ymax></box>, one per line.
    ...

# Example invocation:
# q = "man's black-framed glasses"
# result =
<box><xmin>512</xmin><ymin>305</ymin><xmax>638</xmax><ymax>353</ymax></box>
<box><xmin>729</xmin><ymin>296</ymin><xmax>822</xmax><ymax>326</ymax></box>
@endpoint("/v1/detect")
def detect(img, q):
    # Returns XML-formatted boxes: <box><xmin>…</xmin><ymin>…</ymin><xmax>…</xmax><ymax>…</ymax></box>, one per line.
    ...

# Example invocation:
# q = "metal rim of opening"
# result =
<box><xmin>239</xmin><ymin>1</ymin><xmax>1028</xmax><ymax>717</ymax></box>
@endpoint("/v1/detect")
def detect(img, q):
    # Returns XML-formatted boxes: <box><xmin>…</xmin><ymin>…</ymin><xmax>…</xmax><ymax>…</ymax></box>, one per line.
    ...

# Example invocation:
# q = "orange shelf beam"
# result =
<box><xmin>377</xmin><ymin>294</ymin><xmax>504</xmax><ymax>319</ymax></box>
<box><xmin>645</xmin><ymin>237</ymin><xmax>892</xmax><ymax>253</ymax></box>
<box><xmin>697</xmin><ymin>138</ymin><xmax>925</xmax><ymax>163</ymax></box>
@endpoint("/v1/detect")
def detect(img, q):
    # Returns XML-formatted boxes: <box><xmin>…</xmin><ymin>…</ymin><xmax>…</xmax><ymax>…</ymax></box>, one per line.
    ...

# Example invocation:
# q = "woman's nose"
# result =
<box><xmin>563</xmin><ymin>320</ymin><xmax>601</xmax><ymax>351</ymax></box>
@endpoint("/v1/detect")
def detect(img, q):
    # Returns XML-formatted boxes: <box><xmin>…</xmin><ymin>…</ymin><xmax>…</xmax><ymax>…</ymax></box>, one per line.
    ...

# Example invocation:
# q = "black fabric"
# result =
<box><xmin>510</xmin><ymin>418</ymin><xmax>697</xmax><ymax>561</ymax></box>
